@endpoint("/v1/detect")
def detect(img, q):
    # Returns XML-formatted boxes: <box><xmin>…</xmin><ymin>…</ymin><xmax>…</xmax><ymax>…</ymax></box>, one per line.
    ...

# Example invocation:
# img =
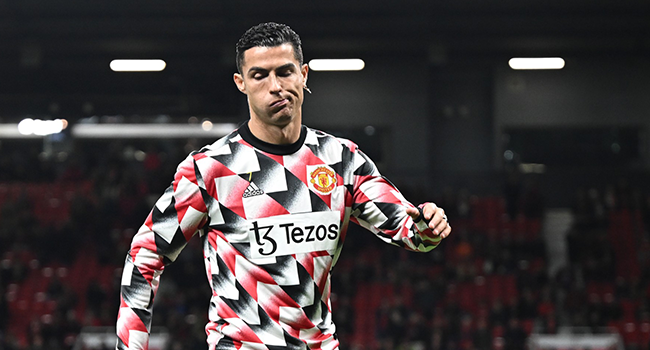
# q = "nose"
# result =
<box><xmin>268</xmin><ymin>73</ymin><xmax>282</xmax><ymax>93</ymax></box>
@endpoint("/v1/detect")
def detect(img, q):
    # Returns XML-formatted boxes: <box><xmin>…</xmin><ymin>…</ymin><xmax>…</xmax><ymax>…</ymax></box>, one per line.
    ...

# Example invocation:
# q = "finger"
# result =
<box><xmin>405</xmin><ymin>206</ymin><xmax>420</xmax><ymax>219</ymax></box>
<box><xmin>409</xmin><ymin>206</ymin><xmax>434</xmax><ymax>232</ymax></box>
<box><xmin>432</xmin><ymin>218</ymin><xmax>448</xmax><ymax>236</ymax></box>
<box><xmin>440</xmin><ymin>222</ymin><xmax>452</xmax><ymax>238</ymax></box>
<box><xmin>427</xmin><ymin>207</ymin><xmax>447</xmax><ymax>234</ymax></box>
<box><xmin>422</xmin><ymin>202</ymin><xmax>438</xmax><ymax>221</ymax></box>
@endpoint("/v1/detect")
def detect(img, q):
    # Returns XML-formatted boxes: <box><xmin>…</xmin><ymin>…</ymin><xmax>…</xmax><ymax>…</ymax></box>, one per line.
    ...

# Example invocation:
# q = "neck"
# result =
<box><xmin>247</xmin><ymin>118</ymin><xmax>302</xmax><ymax>145</ymax></box>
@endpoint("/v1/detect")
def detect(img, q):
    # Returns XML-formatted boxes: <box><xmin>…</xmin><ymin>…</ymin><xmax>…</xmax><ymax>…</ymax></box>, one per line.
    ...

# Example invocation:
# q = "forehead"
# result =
<box><xmin>241</xmin><ymin>43</ymin><xmax>299</xmax><ymax>71</ymax></box>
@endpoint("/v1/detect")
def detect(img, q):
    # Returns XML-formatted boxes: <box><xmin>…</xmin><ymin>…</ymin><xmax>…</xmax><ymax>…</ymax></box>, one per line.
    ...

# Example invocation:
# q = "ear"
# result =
<box><xmin>233</xmin><ymin>73</ymin><xmax>246</xmax><ymax>94</ymax></box>
<box><xmin>301</xmin><ymin>63</ymin><xmax>309</xmax><ymax>86</ymax></box>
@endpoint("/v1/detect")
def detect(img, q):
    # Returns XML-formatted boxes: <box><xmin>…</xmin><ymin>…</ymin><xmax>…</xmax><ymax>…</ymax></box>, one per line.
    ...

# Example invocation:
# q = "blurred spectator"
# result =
<box><xmin>521</xmin><ymin>177</ymin><xmax>544</xmax><ymax>219</ymax></box>
<box><xmin>503</xmin><ymin>318</ymin><xmax>527</xmax><ymax>350</ymax></box>
<box><xmin>516</xmin><ymin>288</ymin><xmax>538</xmax><ymax>320</ymax></box>
<box><xmin>472</xmin><ymin>317</ymin><xmax>491</xmax><ymax>349</ymax></box>
<box><xmin>0</xmin><ymin>286</ymin><xmax>7</xmax><ymax>332</ymax></box>
<box><xmin>503</xmin><ymin>166</ymin><xmax>522</xmax><ymax>220</ymax></box>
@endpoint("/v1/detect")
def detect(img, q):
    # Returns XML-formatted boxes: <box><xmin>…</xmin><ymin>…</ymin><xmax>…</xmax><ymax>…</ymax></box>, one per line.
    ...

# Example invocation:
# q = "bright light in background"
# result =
<box><xmin>0</xmin><ymin>120</ymin><xmax>237</xmax><ymax>139</ymax></box>
<box><xmin>519</xmin><ymin>163</ymin><xmax>547</xmax><ymax>174</ymax></box>
<box><xmin>508</xmin><ymin>57</ymin><xmax>565</xmax><ymax>70</ymax></box>
<box><xmin>110</xmin><ymin>59</ymin><xmax>167</xmax><ymax>72</ymax></box>
<box><xmin>308</xmin><ymin>59</ymin><xmax>365</xmax><ymax>71</ymax></box>
<box><xmin>17</xmin><ymin>118</ymin><xmax>67</xmax><ymax>136</ymax></box>
<box><xmin>71</xmin><ymin>123</ymin><xmax>237</xmax><ymax>138</ymax></box>
<box><xmin>201</xmin><ymin>120</ymin><xmax>213</xmax><ymax>131</ymax></box>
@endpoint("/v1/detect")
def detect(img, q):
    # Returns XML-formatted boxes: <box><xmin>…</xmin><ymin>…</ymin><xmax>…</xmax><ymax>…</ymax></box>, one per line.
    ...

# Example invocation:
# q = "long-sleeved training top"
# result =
<box><xmin>116</xmin><ymin>123</ymin><xmax>441</xmax><ymax>350</ymax></box>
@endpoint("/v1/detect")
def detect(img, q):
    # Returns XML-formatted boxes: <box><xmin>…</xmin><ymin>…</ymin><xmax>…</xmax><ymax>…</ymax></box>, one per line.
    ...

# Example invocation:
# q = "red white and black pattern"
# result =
<box><xmin>116</xmin><ymin>124</ymin><xmax>441</xmax><ymax>350</ymax></box>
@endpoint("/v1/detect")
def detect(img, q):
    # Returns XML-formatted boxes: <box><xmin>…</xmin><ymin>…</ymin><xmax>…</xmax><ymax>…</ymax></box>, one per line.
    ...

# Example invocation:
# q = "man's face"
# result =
<box><xmin>234</xmin><ymin>43</ymin><xmax>308</xmax><ymax>128</ymax></box>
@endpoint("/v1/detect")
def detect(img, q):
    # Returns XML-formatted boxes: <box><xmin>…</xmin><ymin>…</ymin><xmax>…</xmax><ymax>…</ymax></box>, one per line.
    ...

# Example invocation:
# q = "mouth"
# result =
<box><xmin>270</xmin><ymin>98</ymin><xmax>289</xmax><ymax>109</ymax></box>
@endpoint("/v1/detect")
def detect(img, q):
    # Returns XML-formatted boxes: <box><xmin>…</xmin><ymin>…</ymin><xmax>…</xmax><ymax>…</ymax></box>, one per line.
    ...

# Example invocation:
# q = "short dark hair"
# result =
<box><xmin>235</xmin><ymin>22</ymin><xmax>303</xmax><ymax>74</ymax></box>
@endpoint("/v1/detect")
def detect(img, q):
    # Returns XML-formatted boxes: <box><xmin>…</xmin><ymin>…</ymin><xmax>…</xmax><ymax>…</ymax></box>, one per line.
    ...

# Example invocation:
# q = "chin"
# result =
<box><xmin>272</xmin><ymin>111</ymin><xmax>295</xmax><ymax>124</ymax></box>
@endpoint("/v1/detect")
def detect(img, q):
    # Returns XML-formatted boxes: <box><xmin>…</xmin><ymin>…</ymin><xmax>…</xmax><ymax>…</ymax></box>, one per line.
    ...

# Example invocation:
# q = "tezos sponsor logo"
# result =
<box><xmin>248</xmin><ymin>211</ymin><xmax>340</xmax><ymax>259</ymax></box>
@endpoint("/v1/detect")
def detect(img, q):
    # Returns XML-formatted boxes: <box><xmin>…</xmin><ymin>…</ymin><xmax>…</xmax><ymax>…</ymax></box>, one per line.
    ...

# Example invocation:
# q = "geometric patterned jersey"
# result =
<box><xmin>116</xmin><ymin>123</ymin><xmax>441</xmax><ymax>350</ymax></box>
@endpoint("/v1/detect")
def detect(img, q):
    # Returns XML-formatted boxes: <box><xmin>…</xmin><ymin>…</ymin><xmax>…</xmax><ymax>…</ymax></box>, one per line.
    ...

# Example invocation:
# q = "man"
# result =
<box><xmin>116</xmin><ymin>22</ymin><xmax>451</xmax><ymax>350</ymax></box>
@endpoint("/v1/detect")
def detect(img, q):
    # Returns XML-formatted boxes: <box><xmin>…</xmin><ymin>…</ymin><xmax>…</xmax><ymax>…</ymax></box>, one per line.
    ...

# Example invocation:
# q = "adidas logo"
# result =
<box><xmin>243</xmin><ymin>182</ymin><xmax>264</xmax><ymax>198</ymax></box>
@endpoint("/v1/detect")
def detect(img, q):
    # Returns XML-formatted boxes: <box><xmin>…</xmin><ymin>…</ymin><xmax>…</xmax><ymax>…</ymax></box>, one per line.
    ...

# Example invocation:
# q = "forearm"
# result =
<box><xmin>353</xmin><ymin>202</ymin><xmax>442</xmax><ymax>252</ymax></box>
<box><xmin>350</xmin><ymin>154</ymin><xmax>444</xmax><ymax>252</ymax></box>
<box><xmin>116</xmin><ymin>245</ymin><xmax>164</xmax><ymax>349</ymax></box>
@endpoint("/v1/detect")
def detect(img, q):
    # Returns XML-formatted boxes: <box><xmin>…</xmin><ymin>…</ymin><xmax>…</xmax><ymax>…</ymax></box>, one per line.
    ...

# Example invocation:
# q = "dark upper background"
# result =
<box><xmin>2</xmin><ymin>0</ymin><xmax>650</xmax><ymax>205</ymax></box>
<box><xmin>2</xmin><ymin>0</ymin><xmax>649</xmax><ymax>118</ymax></box>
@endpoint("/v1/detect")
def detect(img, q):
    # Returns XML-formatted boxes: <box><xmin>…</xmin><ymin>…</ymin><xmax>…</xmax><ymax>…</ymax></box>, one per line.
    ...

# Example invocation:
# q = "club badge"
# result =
<box><xmin>308</xmin><ymin>165</ymin><xmax>337</xmax><ymax>195</ymax></box>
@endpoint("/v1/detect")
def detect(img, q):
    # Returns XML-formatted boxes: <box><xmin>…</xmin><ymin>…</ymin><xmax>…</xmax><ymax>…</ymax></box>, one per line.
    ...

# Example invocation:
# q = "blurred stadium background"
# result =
<box><xmin>1</xmin><ymin>1</ymin><xmax>650</xmax><ymax>349</ymax></box>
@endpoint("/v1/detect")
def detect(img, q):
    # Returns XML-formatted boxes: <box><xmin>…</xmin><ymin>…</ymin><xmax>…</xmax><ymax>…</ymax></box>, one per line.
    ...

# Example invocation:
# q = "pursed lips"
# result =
<box><xmin>270</xmin><ymin>97</ymin><xmax>290</xmax><ymax>109</ymax></box>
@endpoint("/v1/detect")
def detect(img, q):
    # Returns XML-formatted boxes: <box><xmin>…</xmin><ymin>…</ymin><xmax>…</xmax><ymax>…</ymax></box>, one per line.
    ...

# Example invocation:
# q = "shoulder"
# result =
<box><xmin>304</xmin><ymin>126</ymin><xmax>360</xmax><ymax>153</ymax></box>
<box><xmin>198</xmin><ymin>128</ymin><xmax>242</xmax><ymax>156</ymax></box>
<box><xmin>174</xmin><ymin>128</ymin><xmax>243</xmax><ymax>175</ymax></box>
<box><xmin>179</xmin><ymin>127</ymin><xmax>244</xmax><ymax>164</ymax></box>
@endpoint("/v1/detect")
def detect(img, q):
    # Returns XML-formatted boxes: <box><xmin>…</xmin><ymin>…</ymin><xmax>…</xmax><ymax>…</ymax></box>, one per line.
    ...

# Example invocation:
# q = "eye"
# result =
<box><xmin>251</xmin><ymin>71</ymin><xmax>267</xmax><ymax>80</ymax></box>
<box><xmin>277</xmin><ymin>68</ymin><xmax>294</xmax><ymax>77</ymax></box>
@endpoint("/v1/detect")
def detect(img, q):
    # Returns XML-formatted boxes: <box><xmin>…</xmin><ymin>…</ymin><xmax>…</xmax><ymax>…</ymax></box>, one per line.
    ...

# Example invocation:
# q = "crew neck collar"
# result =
<box><xmin>238</xmin><ymin>122</ymin><xmax>307</xmax><ymax>155</ymax></box>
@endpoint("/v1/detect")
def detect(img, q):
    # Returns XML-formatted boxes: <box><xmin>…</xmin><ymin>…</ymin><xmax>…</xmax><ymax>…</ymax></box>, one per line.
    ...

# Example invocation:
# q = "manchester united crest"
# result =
<box><xmin>308</xmin><ymin>165</ymin><xmax>337</xmax><ymax>195</ymax></box>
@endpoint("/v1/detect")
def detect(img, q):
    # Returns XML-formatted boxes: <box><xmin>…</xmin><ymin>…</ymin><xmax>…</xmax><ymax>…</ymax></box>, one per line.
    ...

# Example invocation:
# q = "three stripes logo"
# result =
<box><xmin>243</xmin><ymin>182</ymin><xmax>264</xmax><ymax>198</ymax></box>
<box><xmin>243</xmin><ymin>172</ymin><xmax>264</xmax><ymax>198</ymax></box>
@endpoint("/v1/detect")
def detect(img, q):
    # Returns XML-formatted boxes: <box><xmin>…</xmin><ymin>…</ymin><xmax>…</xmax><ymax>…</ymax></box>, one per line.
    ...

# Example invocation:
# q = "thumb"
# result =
<box><xmin>405</xmin><ymin>206</ymin><xmax>420</xmax><ymax>219</ymax></box>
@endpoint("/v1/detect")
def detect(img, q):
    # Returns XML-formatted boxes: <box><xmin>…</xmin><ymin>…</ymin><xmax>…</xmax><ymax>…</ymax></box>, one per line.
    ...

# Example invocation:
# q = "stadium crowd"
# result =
<box><xmin>0</xmin><ymin>138</ymin><xmax>649</xmax><ymax>350</ymax></box>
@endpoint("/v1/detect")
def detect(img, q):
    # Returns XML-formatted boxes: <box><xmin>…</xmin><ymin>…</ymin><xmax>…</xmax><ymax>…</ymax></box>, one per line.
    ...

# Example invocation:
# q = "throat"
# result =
<box><xmin>248</xmin><ymin>119</ymin><xmax>301</xmax><ymax>145</ymax></box>
<box><xmin>240</xmin><ymin>122</ymin><xmax>307</xmax><ymax>156</ymax></box>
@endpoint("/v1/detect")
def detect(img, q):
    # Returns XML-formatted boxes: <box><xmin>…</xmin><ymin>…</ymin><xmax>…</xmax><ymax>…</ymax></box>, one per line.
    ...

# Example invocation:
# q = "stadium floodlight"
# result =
<box><xmin>308</xmin><ymin>59</ymin><xmax>365</xmax><ymax>71</ymax></box>
<box><xmin>508</xmin><ymin>57</ymin><xmax>565</xmax><ymax>70</ymax></box>
<box><xmin>71</xmin><ymin>123</ymin><xmax>237</xmax><ymax>139</ymax></box>
<box><xmin>110</xmin><ymin>59</ymin><xmax>167</xmax><ymax>72</ymax></box>
<box><xmin>17</xmin><ymin>118</ymin><xmax>67</xmax><ymax>136</ymax></box>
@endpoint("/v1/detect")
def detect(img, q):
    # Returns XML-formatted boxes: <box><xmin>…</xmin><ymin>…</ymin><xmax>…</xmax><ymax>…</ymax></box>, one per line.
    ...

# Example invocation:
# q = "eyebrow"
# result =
<box><xmin>247</xmin><ymin>62</ymin><xmax>297</xmax><ymax>75</ymax></box>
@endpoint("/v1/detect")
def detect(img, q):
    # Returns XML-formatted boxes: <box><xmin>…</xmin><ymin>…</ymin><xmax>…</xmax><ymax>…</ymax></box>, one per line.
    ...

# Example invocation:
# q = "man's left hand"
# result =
<box><xmin>405</xmin><ymin>203</ymin><xmax>451</xmax><ymax>239</ymax></box>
